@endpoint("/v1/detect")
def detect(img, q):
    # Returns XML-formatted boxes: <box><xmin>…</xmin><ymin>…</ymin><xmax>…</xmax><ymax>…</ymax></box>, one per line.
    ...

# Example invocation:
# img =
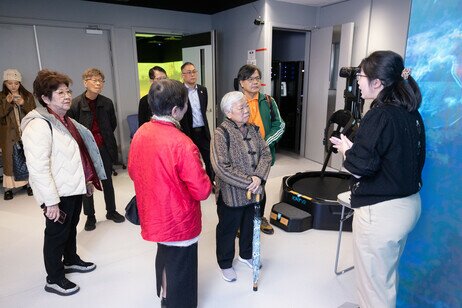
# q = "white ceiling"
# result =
<box><xmin>276</xmin><ymin>0</ymin><xmax>347</xmax><ymax>7</ymax></box>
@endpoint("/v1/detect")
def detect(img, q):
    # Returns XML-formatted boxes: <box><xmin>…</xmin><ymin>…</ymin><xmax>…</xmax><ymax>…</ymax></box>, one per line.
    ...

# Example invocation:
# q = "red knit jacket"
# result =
<box><xmin>128</xmin><ymin>120</ymin><xmax>212</xmax><ymax>242</ymax></box>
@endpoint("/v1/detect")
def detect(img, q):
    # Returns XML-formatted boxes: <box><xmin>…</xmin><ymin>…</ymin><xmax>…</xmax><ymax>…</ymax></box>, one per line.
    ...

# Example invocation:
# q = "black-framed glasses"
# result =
<box><xmin>182</xmin><ymin>70</ymin><xmax>197</xmax><ymax>75</ymax></box>
<box><xmin>86</xmin><ymin>78</ymin><xmax>105</xmax><ymax>84</ymax></box>
<box><xmin>246</xmin><ymin>76</ymin><xmax>261</xmax><ymax>82</ymax></box>
<box><xmin>356</xmin><ymin>74</ymin><xmax>367</xmax><ymax>81</ymax></box>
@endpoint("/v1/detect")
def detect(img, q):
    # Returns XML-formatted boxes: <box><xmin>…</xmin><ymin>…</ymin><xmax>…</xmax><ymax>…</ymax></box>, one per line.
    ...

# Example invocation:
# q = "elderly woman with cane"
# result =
<box><xmin>211</xmin><ymin>91</ymin><xmax>272</xmax><ymax>284</ymax></box>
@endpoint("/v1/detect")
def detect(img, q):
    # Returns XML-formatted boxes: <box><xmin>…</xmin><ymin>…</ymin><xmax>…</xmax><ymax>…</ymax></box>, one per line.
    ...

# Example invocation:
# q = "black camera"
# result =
<box><xmin>339</xmin><ymin>66</ymin><xmax>360</xmax><ymax>78</ymax></box>
<box><xmin>254</xmin><ymin>17</ymin><xmax>264</xmax><ymax>26</ymax></box>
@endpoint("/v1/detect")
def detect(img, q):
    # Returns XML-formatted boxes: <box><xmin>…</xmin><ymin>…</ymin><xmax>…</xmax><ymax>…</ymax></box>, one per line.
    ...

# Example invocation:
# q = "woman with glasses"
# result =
<box><xmin>0</xmin><ymin>69</ymin><xmax>36</xmax><ymax>200</ymax></box>
<box><xmin>330</xmin><ymin>50</ymin><xmax>425</xmax><ymax>308</ymax></box>
<box><xmin>21</xmin><ymin>69</ymin><xmax>106</xmax><ymax>296</ymax></box>
<box><xmin>236</xmin><ymin>64</ymin><xmax>285</xmax><ymax>235</ymax></box>
<box><xmin>68</xmin><ymin>68</ymin><xmax>125</xmax><ymax>231</ymax></box>
<box><xmin>211</xmin><ymin>91</ymin><xmax>272</xmax><ymax>282</ymax></box>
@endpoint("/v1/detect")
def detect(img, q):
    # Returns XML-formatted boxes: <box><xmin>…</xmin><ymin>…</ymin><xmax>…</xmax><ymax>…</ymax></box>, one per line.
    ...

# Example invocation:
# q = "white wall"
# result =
<box><xmin>0</xmin><ymin>0</ymin><xmax>211</xmax><ymax>161</ymax></box>
<box><xmin>319</xmin><ymin>0</ymin><xmax>411</xmax><ymax>67</ymax></box>
<box><xmin>211</xmin><ymin>0</ymin><xmax>267</xmax><ymax>119</ymax></box>
<box><xmin>367</xmin><ymin>0</ymin><xmax>411</xmax><ymax>55</ymax></box>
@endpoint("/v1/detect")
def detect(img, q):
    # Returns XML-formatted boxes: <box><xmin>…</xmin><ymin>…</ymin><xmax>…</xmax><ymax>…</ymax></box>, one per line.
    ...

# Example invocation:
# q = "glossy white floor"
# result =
<box><xmin>0</xmin><ymin>152</ymin><xmax>357</xmax><ymax>308</ymax></box>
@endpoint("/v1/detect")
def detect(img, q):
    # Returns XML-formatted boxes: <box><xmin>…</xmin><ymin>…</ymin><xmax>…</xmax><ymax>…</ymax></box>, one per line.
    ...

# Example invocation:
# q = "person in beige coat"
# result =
<box><xmin>0</xmin><ymin>69</ymin><xmax>36</xmax><ymax>200</ymax></box>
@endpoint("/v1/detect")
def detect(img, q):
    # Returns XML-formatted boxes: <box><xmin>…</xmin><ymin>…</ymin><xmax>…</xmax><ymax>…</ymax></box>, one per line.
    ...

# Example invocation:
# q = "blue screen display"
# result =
<box><xmin>399</xmin><ymin>0</ymin><xmax>462</xmax><ymax>307</ymax></box>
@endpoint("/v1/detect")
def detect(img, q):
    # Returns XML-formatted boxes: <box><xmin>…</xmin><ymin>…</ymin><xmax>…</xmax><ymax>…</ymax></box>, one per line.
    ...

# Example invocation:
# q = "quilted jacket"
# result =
<box><xmin>128</xmin><ymin>119</ymin><xmax>212</xmax><ymax>242</ymax></box>
<box><xmin>21</xmin><ymin>106</ymin><xmax>106</xmax><ymax>206</ymax></box>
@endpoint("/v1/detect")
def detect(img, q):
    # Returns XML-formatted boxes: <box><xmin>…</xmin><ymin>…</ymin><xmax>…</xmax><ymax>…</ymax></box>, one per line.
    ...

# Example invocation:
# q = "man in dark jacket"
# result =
<box><xmin>68</xmin><ymin>68</ymin><xmax>125</xmax><ymax>231</ymax></box>
<box><xmin>138</xmin><ymin>66</ymin><xmax>168</xmax><ymax>126</ymax></box>
<box><xmin>180</xmin><ymin>62</ymin><xmax>214</xmax><ymax>183</ymax></box>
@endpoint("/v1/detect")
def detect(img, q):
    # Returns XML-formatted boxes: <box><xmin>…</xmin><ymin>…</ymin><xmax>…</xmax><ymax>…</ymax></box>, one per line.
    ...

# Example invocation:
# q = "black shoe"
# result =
<box><xmin>64</xmin><ymin>258</ymin><xmax>96</xmax><ymax>273</ymax></box>
<box><xmin>4</xmin><ymin>190</ymin><xmax>13</xmax><ymax>200</ymax></box>
<box><xmin>27</xmin><ymin>186</ymin><xmax>33</xmax><ymax>196</ymax></box>
<box><xmin>161</xmin><ymin>297</ymin><xmax>167</xmax><ymax>308</ymax></box>
<box><xmin>44</xmin><ymin>277</ymin><xmax>79</xmax><ymax>296</ymax></box>
<box><xmin>106</xmin><ymin>211</ymin><xmax>125</xmax><ymax>223</ymax></box>
<box><xmin>84</xmin><ymin>215</ymin><xmax>97</xmax><ymax>231</ymax></box>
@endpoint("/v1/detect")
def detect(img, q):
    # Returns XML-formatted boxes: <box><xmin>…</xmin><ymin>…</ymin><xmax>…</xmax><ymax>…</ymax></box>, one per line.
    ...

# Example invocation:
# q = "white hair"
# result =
<box><xmin>221</xmin><ymin>91</ymin><xmax>245</xmax><ymax>114</ymax></box>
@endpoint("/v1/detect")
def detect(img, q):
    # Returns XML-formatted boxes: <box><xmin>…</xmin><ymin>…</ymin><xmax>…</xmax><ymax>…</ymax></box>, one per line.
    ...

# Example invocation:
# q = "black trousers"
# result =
<box><xmin>83</xmin><ymin>145</ymin><xmax>116</xmax><ymax>216</ymax></box>
<box><xmin>155</xmin><ymin>243</ymin><xmax>198</xmax><ymax>308</ymax></box>
<box><xmin>43</xmin><ymin>195</ymin><xmax>82</xmax><ymax>282</ymax></box>
<box><xmin>190</xmin><ymin>127</ymin><xmax>214</xmax><ymax>183</ymax></box>
<box><xmin>216</xmin><ymin>194</ymin><xmax>255</xmax><ymax>269</ymax></box>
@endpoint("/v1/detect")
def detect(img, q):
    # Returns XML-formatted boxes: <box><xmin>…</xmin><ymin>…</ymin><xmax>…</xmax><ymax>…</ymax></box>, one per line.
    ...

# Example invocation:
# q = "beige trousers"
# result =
<box><xmin>353</xmin><ymin>193</ymin><xmax>421</xmax><ymax>308</ymax></box>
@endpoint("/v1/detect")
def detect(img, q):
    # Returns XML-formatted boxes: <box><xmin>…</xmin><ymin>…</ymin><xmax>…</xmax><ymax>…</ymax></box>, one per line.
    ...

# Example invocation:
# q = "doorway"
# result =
<box><xmin>271</xmin><ymin>29</ymin><xmax>307</xmax><ymax>154</ymax></box>
<box><xmin>135</xmin><ymin>31</ymin><xmax>216</xmax><ymax>129</ymax></box>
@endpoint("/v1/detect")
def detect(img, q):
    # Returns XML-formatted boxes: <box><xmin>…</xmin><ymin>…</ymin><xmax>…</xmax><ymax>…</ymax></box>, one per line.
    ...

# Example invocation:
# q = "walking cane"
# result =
<box><xmin>247</xmin><ymin>190</ymin><xmax>261</xmax><ymax>291</ymax></box>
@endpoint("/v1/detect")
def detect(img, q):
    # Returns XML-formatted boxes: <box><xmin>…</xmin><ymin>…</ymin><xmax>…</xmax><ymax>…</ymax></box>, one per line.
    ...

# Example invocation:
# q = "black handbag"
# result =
<box><xmin>125</xmin><ymin>196</ymin><xmax>140</xmax><ymax>225</ymax></box>
<box><xmin>13</xmin><ymin>140</ymin><xmax>29</xmax><ymax>181</ymax></box>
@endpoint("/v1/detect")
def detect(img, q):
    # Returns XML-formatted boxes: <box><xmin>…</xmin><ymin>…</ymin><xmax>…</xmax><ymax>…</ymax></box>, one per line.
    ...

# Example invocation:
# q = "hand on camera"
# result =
<box><xmin>330</xmin><ymin>134</ymin><xmax>353</xmax><ymax>158</ymax></box>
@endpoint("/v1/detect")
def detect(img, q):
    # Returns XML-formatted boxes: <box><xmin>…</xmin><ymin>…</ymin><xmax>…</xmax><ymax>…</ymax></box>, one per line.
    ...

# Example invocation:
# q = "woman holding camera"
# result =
<box><xmin>0</xmin><ymin>69</ymin><xmax>36</xmax><ymax>200</ymax></box>
<box><xmin>330</xmin><ymin>50</ymin><xmax>425</xmax><ymax>308</ymax></box>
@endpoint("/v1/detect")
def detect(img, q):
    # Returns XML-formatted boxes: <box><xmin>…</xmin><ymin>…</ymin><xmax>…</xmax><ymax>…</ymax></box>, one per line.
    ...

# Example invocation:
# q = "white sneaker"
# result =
<box><xmin>238</xmin><ymin>256</ymin><xmax>262</xmax><ymax>269</ymax></box>
<box><xmin>221</xmin><ymin>267</ymin><xmax>237</xmax><ymax>282</ymax></box>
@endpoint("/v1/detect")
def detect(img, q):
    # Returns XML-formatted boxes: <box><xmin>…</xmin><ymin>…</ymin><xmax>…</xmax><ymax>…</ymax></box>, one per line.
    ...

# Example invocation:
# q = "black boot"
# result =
<box><xmin>4</xmin><ymin>190</ymin><xmax>13</xmax><ymax>200</ymax></box>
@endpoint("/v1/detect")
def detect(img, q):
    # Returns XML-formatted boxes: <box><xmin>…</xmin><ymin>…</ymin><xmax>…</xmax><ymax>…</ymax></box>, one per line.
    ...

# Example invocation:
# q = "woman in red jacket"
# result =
<box><xmin>128</xmin><ymin>79</ymin><xmax>212</xmax><ymax>308</ymax></box>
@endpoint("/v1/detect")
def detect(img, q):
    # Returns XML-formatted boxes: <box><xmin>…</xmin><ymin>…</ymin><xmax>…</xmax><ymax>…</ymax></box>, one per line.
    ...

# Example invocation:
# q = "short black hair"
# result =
<box><xmin>148</xmin><ymin>79</ymin><xmax>187</xmax><ymax>116</ymax></box>
<box><xmin>181</xmin><ymin>62</ymin><xmax>195</xmax><ymax>71</ymax></box>
<box><xmin>237</xmin><ymin>64</ymin><xmax>261</xmax><ymax>82</ymax></box>
<box><xmin>148</xmin><ymin>66</ymin><xmax>167</xmax><ymax>80</ymax></box>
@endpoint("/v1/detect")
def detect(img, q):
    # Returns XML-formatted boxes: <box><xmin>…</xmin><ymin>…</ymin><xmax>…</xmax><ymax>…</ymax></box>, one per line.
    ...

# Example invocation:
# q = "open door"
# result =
<box><xmin>181</xmin><ymin>31</ymin><xmax>217</xmax><ymax>130</ymax></box>
<box><xmin>304</xmin><ymin>23</ymin><xmax>354</xmax><ymax>168</ymax></box>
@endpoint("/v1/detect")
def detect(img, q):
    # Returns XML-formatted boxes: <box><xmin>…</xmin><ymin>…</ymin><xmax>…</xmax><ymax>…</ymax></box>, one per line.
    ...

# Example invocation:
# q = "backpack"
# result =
<box><xmin>264</xmin><ymin>94</ymin><xmax>276</xmax><ymax>122</ymax></box>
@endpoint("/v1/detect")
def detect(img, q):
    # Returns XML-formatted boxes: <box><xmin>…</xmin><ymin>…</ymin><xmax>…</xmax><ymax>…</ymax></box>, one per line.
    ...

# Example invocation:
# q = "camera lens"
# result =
<box><xmin>339</xmin><ymin>67</ymin><xmax>360</xmax><ymax>78</ymax></box>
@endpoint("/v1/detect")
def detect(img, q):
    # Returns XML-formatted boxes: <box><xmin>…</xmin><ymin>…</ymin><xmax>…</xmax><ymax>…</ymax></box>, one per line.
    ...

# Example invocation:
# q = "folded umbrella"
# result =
<box><xmin>248</xmin><ymin>190</ymin><xmax>262</xmax><ymax>291</ymax></box>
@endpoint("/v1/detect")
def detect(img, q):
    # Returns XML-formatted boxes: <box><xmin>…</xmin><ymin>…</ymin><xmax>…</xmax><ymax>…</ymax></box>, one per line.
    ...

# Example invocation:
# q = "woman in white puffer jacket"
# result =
<box><xmin>21</xmin><ymin>69</ymin><xmax>106</xmax><ymax>297</ymax></box>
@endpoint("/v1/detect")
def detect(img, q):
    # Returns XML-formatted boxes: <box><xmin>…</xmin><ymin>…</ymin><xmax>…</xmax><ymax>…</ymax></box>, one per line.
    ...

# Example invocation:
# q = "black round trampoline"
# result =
<box><xmin>289</xmin><ymin>171</ymin><xmax>350</xmax><ymax>202</ymax></box>
<box><xmin>280</xmin><ymin>171</ymin><xmax>352</xmax><ymax>231</ymax></box>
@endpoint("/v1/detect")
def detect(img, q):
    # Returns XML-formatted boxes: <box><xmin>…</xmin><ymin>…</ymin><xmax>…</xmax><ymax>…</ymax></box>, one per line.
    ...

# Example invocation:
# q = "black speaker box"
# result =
<box><xmin>270</xmin><ymin>202</ymin><xmax>312</xmax><ymax>232</ymax></box>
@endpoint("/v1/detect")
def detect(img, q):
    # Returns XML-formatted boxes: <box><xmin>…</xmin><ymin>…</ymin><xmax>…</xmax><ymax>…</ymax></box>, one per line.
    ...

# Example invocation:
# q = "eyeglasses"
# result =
<box><xmin>54</xmin><ymin>89</ymin><xmax>73</xmax><ymax>97</ymax></box>
<box><xmin>356</xmin><ymin>74</ymin><xmax>367</xmax><ymax>81</ymax></box>
<box><xmin>86</xmin><ymin>78</ymin><xmax>105</xmax><ymax>84</ymax></box>
<box><xmin>154</xmin><ymin>76</ymin><xmax>167</xmax><ymax>81</ymax></box>
<box><xmin>245</xmin><ymin>76</ymin><xmax>261</xmax><ymax>83</ymax></box>
<box><xmin>182</xmin><ymin>70</ymin><xmax>197</xmax><ymax>75</ymax></box>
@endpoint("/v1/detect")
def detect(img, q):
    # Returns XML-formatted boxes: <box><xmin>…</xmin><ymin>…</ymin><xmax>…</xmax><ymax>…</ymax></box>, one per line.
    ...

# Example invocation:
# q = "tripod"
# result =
<box><xmin>320</xmin><ymin>77</ymin><xmax>364</xmax><ymax>176</ymax></box>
